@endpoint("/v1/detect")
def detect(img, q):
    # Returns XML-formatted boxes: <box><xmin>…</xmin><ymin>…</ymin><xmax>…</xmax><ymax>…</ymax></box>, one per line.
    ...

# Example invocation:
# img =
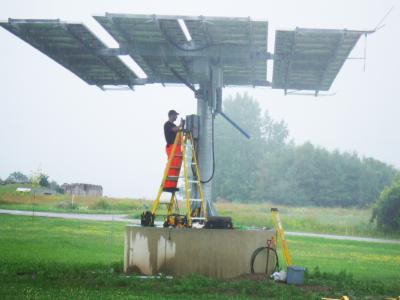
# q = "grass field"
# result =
<box><xmin>0</xmin><ymin>184</ymin><xmax>148</xmax><ymax>217</ymax></box>
<box><xmin>0</xmin><ymin>214</ymin><xmax>399</xmax><ymax>299</ymax></box>
<box><xmin>1</xmin><ymin>184</ymin><xmax>398</xmax><ymax>239</ymax></box>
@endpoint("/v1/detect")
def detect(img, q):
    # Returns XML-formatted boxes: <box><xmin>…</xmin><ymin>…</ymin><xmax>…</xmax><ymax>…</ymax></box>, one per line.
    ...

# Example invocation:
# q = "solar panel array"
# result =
<box><xmin>0</xmin><ymin>15</ymin><xmax>365</xmax><ymax>92</ymax></box>
<box><xmin>272</xmin><ymin>28</ymin><xmax>364</xmax><ymax>93</ymax></box>
<box><xmin>0</xmin><ymin>19</ymin><xmax>139</xmax><ymax>87</ymax></box>
<box><xmin>94</xmin><ymin>14</ymin><xmax>269</xmax><ymax>86</ymax></box>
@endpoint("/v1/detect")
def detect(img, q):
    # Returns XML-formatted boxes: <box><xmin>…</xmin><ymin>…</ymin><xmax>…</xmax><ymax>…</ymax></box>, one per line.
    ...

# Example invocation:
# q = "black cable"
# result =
<box><xmin>200</xmin><ymin>113</ymin><xmax>215</xmax><ymax>183</ymax></box>
<box><xmin>250</xmin><ymin>246</ymin><xmax>279</xmax><ymax>275</ymax></box>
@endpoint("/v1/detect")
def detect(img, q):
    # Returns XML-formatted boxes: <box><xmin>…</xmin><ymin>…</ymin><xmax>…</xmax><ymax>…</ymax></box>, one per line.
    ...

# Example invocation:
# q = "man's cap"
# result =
<box><xmin>168</xmin><ymin>109</ymin><xmax>179</xmax><ymax>116</ymax></box>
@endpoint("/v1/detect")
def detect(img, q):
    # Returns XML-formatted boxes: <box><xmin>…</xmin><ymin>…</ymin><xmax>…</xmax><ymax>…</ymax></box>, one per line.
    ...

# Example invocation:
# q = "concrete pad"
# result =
<box><xmin>124</xmin><ymin>225</ymin><xmax>276</xmax><ymax>278</ymax></box>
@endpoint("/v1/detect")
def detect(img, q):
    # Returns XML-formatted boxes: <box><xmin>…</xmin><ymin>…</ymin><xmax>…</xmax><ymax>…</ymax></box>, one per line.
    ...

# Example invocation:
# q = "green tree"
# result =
<box><xmin>213</xmin><ymin>93</ymin><xmax>397</xmax><ymax>207</ymax></box>
<box><xmin>371</xmin><ymin>174</ymin><xmax>400</xmax><ymax>231</ymax></box>
<box><xmin>213</xmin><ymin>93</ymin><xmax>264</xmax><ymax>201</ymax></box>
<box><xmin>38</xmin><ymin>174</ymin><xmax>50</xmax><ymax>188</ymax></box>
<box><xmin>6</xmin><ymin>171</ymin><xmax>29</xmax><ymax>184</ymax></box>
<box><xmin>213</xmin><ymin>93</ymin><xmax>289</xmax><ymax>202</ymax></box>
<box><xmin>30</xmin><ymin>169</ymin><xmax>50</xmax><ymax>188</ymax></box>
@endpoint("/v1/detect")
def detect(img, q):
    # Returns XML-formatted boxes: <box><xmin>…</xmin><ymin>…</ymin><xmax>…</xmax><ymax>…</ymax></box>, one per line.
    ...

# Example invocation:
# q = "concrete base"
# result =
<box><xmin>124</xmin><ymin>225</ymin><xmax>275</xmax><ymax>278</ymax></box>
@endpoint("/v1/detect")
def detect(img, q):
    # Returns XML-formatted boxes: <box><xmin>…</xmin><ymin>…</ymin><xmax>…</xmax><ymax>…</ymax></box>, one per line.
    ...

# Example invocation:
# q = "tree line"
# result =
<box><xmin>212</xmin><ymin>93</ymin><xmax>398</xmax><ymax>207</ymax></box>
<box><xmin>0</xmin><ymin>171</ymin><xmax>64</xmax><ymax>193</ymax></box>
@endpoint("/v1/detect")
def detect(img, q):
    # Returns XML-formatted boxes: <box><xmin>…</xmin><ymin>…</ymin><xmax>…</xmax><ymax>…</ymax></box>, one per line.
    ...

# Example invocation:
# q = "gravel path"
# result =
<box><xmin>1</xmin><ymin>209</ymin><xmax>399</xmax><ymax>244</ymax></box>
<box><xmin>0</xmin><ymin>208</ymin><xmax>137</xmax><ymax>223</ymax></box>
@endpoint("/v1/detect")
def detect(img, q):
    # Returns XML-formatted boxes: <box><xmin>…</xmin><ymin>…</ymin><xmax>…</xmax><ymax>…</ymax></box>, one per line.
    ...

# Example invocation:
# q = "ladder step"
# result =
<box><xmin>188</xmin><ymin>180</ymin><xmax>200</xmax><ymax>183</ymax></box>
<box><xmin>177</xmin><ymin>187</ymin><xmax>191</xmax><ymax>192</ymax></box>
<box><xmin>171</xmin><ymin>198</ymin><xmax>203</xmax><ymax>203</ymax></box>
<box><xmin>191</xmin><ymin>217</ymin><xmax>206</xmax><ymax>220</ymax></box>
<box><xmin>169</xmin><ymin>166</ymin><xmax>181</xmax><ymax>169</ymax></box>
<box><xmin>166</xmin><ymin>176</ymin><xmax>179</xmax><ymax>181</ymax></box>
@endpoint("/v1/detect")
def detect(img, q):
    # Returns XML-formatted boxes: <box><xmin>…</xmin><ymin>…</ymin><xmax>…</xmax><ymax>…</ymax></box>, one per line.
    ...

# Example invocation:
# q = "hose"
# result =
<box><xmin>250</xmin><ymin>246</ymin><xmax>279</xmax><ymax>275</ymax></box>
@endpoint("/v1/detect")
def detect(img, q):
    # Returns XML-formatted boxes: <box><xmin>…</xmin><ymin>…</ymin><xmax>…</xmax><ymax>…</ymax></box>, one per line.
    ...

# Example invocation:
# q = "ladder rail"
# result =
<box><xmin>182</xmin><ymin>133</ymin><xmax>192</xmax><ymax>226</ymax></box>
<box><xmin>151</xmin><ymin>131</ymin><xmax>182</xmax><ymax>214</ymax></box>
<box><xmin>149</xmin><ymin>129</ymin><xmax>207</xmax><ymax>227</ymax></box>
<box><xmin>189</xmin><ymin>132</ymin><xmax>207</xmax><ymax>218</ymax></box>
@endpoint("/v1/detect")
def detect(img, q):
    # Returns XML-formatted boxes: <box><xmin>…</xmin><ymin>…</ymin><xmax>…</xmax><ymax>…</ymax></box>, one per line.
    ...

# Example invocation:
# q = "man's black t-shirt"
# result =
<box><xmin>164</xmin><ymin>121</ymin><xmax>177</xmax><ymax>146</ymax></box>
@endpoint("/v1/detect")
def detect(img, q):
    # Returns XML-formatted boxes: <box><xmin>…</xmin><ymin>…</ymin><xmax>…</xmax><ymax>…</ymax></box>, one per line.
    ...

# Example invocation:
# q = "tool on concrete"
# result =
<box><xmin>204</xmin><ymin>216</ymin><xmax>233</xmax><ymax>229</ymax></box>
<box><xmin>141</xmin><ymin>129</ymin><xmax>206</xmax><ymax>228</ymax></box>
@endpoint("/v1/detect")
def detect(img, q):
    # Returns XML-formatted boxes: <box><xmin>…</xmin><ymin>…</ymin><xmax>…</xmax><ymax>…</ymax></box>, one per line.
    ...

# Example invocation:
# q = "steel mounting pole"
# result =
<box><xmin>195</xmin><ymin>65</ymin><xmax>222</xmax><ymax>216</ymax></box>
<box><xmin>197</xmin><ymin>89</ymin><xmax>215</xmax><ymax>216</ymax></box>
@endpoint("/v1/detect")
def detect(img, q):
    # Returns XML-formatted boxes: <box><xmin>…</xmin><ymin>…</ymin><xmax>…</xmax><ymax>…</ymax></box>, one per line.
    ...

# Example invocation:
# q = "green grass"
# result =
<box><xmin>0</xmin><ymin>184</ymin><xmax>147</xmax><ymax>217</ymax></box>
<box><xmin>1</xmin><ymin>184</ymin><xmax>399</xmax><ymax>239</ymax></box>
<box><xmin>215</xmin><ymin>202</ymin><xmax>400</xmax><ymax>239</ymax></box>
<box><xmin>0</xmin><ymin>214</ymin><xmax>399</xmax><ymax>299</ymax></box>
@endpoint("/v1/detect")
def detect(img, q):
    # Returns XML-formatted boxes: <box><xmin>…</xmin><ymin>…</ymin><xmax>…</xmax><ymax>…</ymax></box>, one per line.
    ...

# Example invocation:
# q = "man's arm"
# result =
<box><xmin>171</xmin><ymin>119</ymin><xmax>184</xmax><ymax>132</ymax></box>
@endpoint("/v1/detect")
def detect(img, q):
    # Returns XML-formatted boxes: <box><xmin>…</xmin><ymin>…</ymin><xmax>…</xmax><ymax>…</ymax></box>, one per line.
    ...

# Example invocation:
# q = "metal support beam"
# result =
<box><xmin>167</xmin><ymin>64</ymin><xmax>197</xmax><ymax>93</ymax></box>
<box><xmin>100</xmin><ymin>42</ymin><xmax>271</xmax><ymax>61</ymax></box>
<box><xmin>219</xmin><ymin>112</ymin><xmax>250</xmax><ymax>139</ymax></box>
<box><xmin>197</xmin><ymin>84</ymin><xmax>217</xmax><ymax>216</ymax></box>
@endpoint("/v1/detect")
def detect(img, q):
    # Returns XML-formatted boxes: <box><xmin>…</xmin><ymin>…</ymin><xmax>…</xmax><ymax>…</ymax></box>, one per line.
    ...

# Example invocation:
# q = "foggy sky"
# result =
<box><xmin>1</xmin><ymin>0</ymin><xmax>399</xmax><ymax>198</ymax></box>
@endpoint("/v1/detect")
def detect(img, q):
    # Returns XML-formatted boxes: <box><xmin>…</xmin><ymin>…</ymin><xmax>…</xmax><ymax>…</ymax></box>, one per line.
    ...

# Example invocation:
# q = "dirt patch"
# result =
<box><xmin>299</xmin><ymin>284</ymin><xmax>331</xmax><ymax>293</ymax></box>
<box><xmin>233</xmin><ymin>273</ymin><xmax>270</xmax><ymax>282</ymax></box>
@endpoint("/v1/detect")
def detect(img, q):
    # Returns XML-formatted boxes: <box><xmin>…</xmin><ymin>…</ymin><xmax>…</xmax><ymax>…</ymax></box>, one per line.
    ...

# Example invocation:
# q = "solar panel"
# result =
<box><xmin>0</xmin><ymin>19</ymin><xmax>139</xmax><ymax>87</ymax></box>
<box><xmin>93</xmin><ymin>14</ymin><xmax>269</xmax><ymax>86</ymax></box>
<box><xmin>1</xmin><ymin>16</ymin><xmax>366</xmax><ymax>93</ymax></box>
<box><xmin>272</xmin><ymin>28</ymin><xmax>364</xmax><ymax>93</ymax></box>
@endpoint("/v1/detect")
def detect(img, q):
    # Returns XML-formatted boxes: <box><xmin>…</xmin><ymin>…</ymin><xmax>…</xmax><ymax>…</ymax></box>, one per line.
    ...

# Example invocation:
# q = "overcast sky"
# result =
<box><xmin>1</xmin><ymin>0</ymin><xmax>399</xmax><ymax>198</ymax></box>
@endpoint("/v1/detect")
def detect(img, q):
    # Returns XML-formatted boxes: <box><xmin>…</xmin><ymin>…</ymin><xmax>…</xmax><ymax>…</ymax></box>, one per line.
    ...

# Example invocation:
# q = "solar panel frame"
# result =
<box><xmin>272</xmin><ymin>28</ymin><xmax>364</xmax><ymax>92</ymax></box>
<box><xmin>0</xmin><ymin>19</ymin><xmax>139</xmax><ymax>87</ymax></box>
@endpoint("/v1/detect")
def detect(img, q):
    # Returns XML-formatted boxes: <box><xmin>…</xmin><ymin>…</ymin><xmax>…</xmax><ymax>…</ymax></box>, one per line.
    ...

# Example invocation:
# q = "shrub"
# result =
<box><xmin>371</xmin><ymin>174</ymin><xmax>400</xmax><ymax>231</ymax></box>
<box><xmin>56</xmin><ymin>201</ymin><xmax>78</xmax><ymax>210</ymax></box>
<box><xmin>49</xmin><ymin>181</ymin><xmax>64</xmax><ymax>194</ymax></box>
<box><xmin>91</xmin><ymin>199</ymin><xmax>111</xmax><ymax>210</ymax></box>
<box><xmin>38</xmin><ymin>174</ymin><xmax>50</xmax><ymax>188</ymax></box>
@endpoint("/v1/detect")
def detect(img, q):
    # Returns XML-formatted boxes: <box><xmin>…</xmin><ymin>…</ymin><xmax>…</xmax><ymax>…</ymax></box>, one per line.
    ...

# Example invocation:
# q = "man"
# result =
<box><xmin>163</xmin><ymin>110</ymin><xmax>183</xmax><ymax>192</ymax></box>
<box><xmin>164</xmin><ymin>110</ymin><xmax>181</xmax><ymax>146</ymax></box>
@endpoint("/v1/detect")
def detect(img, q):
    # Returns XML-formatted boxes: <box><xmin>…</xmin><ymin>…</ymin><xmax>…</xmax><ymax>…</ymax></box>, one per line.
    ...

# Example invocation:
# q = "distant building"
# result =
<box><xmin>61</xmin><ymin>183</ymin><xmax>103</xmax><ymax>197</ymax></box>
